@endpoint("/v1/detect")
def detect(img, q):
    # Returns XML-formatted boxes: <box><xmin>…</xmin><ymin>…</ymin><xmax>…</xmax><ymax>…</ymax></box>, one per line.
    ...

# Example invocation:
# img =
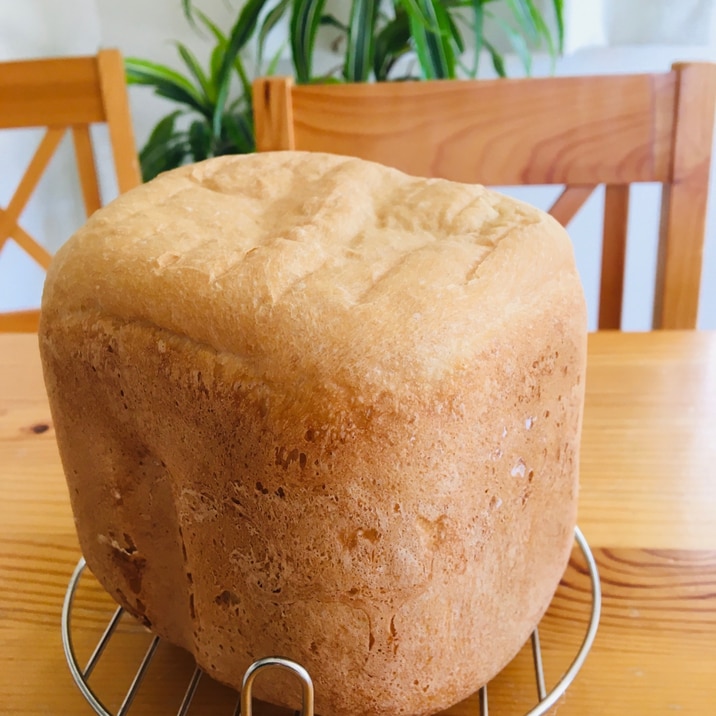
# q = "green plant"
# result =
<box><xmin>128</xmin><ymin>0</ymin><xmax>563</xmax><ymax>180</ymax></box>
<box><xmin>125</xmin><ymin>0</ymin><xmax>282</xmax><ymax>180</ymax></box>
<box><xmin>320</xmin><ymin>0</ymin><xmax>563</xmax><ymax>82</ymax></box>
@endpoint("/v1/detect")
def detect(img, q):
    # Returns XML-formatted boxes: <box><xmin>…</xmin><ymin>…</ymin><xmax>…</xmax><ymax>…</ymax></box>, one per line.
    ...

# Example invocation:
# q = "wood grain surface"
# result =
<box><xmin>1</xmin><ymin>331</ymin><xmax>714</xmax><ymax>715</ymax></box>
<box><xmin>254</xmin><ymin>74</ymin><xmax>679</xmax><ymax>185</ymax></box>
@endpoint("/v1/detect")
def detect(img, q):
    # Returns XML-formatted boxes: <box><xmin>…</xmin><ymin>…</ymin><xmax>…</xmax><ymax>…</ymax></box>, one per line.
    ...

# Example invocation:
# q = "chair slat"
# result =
<box><xmin>271</xmin><ymin>74</ymin><xmax>678</xmax><ymax>185</ymax></box>
<box><xmin>0</xmin><ymin>128</ymin><xmax>65</xmax><ymax>244</ymax></box>
<box><xmin>548</xmin><ymin>185</ymin><xmax>596</xmax><ymax>227</ymax></box>
<box><xmin>654</xmin><ymin>63</ymin><xmax>716</xmax><ymax>329</ymax></box>
<box><xmin>599</xmin><ymin>185</ymin><xmax>630</xmax><ymax>330</ymax></box>
<box><xmin>97</xmin><ymin>49</ymin><xmax>141</xmax><ymax>193</ymax></box>
<box><xmin>0</xmin><ymin>309</ymin><xmax>40</xmax><ymax>333</ymax></box>
<box><xmin>72</xmin><ymin>125</ymin><xmax>102</xmax><ymax>217</ymax></box>
<box><xmin>254</xmin><ymin>76</ymin><xmax>295</xmax><ymax>152</ymax></box>
<box><xmin>0</xmin><ymin>56</ymin><xmax>105</xmax><ymax>129</ymax></box>
<box><xmin>5</xmin><ymin>223</ymin><xmax>52</xmax><ymax>270</ymax></box>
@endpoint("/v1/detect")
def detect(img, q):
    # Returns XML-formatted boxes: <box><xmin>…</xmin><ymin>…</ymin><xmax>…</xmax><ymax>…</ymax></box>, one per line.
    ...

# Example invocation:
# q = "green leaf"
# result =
<box><xmin>373</xmin><ymin>11</ymin><xmax>411</xmax><ymax>81</ymax></box>
<box><xmin>125</xmin><ymin>58</ymin><xmax>212</xmax><ymax>118</ymax></box>
<box><xmin>125</xmin><ymin>58</ymin><xmax>201</xmax><ymax>98</ymax></box>
<box><xmin>266</xmin><ymin>40</ymin><xmax>289</xmax><ymax>76</ymax></box>
<box><xmin>523</xmin><ymin>0</ymin><xmax>556</xmax><ymax>56</ymax></box>
<box><xmin>483</xmin><ymin>39</ymin><xmax>506</xmax><ymax>77</ymax></box>
<box><xmin>406</xmin><ymin>0</ymin><xmax>454</xmax><ymax>80</ymax></box>
<box><xmin>138</xmin><ymin>80</ymin><xmax>209</xmax><ymax>117</ymax></box>
<box><xmin>397</xmin><ymin>0</ymin><xmax>441</xmax><ymax>33</ymax></box>
<box><xmin>445</xmin><ymin>11</ymin><xmax>465</xmax><ymax>54</ymax></box>
<box><xmin>188</xmin><ymin>119</ymin><xmax>214</xmax><ymax>161</ymax></box>
<box><xmin>175</xmin><ymin>42</ymin><xmax>214</xmax><ymax>103</ymax></box>
<box><xmin>432</xmin><ymin>1</ymin><xmax>457</xmax><ymax>77</ymax></box>
<box><xmin>181</xmin><ymin>0</ymin><xmax>197</xmax><ymax>28</ymax></box>
<box><xmin>551</xmin><ymin>0</ymin><xmax>565</xmax><ymax>53</ymax></box>
<box><xmin>139</xmin><ymin>133</ymin><xmax>190</xmax><ymax>182</ymax></box>
<box><xmin>468</xmin><ymin>0</ymin><xmax>484</xmax><ymax>78</ymax></box>
<box><xmin>209</xmin><ymin>41</ymin><xmax>224</xmax><ymax>89</ymax></box>
<box><xmin>213</xmin><ymin>0</ymin><xmax>272</xmax><ymax>136</ymax></box>
<box><xmin>258</xmin><ymin>0</ymin><xmax>291</xmax><ymax>70</ymax></box>
<box><xmin>144</xmin><ymin>110</ymin><xmax>184</xmax><ymax>149</ymax></box>
<box><xmin>291</xmin><ymin>0</ymin><xmax>328</xmax><ymax>83</ymax></box>
<box><xmin>232</xmin><ymin>55</ymin><xmax>253</xmax><ymax>109</ymax></box>
<box><xmin>309</xmin><ymin>75</ymin><xmax>344</xmax><ymax>84</ymax></box>
<box><xmin>503</xmin><ymin>0</ymin><xmax>561</xmax><ymax>69</ymax></box>
<box><xmin>320</xmin><ymin>14</ymin><xmax>349</xmax><ymax>33</ymax></box>
<box><xmin>194</xmin><ymin>7</ymin><xmax>227</xmax><ymax>45</ymax></box>
<box><xmin>222</xmin><ymin>111</ymin><xmax>256</xmax><ymax>154</ymax></box>
<box><xmin>505</xmin><ymin>0</ymin><xmax>540</xmax><ymax>43</ymax></box>
<box><xmin>192</xmin><ymin>9</ymin><xmax>253</xmax><ymax>108</ymax></box>
<box><xmin>493</xmin><ymin>16</ymin><xmax>531</xmax><ymax>75</ymax></box>
<box><xmin>345</xmin><ymin>0</ymin><xmax>380</xmax><ymax>82</ymax></box>
<box><xmin>227</xmin><ymin>92</ymin><xmax>250</xmax><ymax>111</ymax></box>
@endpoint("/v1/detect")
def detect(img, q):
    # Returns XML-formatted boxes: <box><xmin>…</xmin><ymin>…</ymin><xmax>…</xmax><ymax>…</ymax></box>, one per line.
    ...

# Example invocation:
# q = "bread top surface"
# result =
<box><xmin>42</xmin><ymin>151</ymin><xmax>584</xmax><ymax>408</ymax></box>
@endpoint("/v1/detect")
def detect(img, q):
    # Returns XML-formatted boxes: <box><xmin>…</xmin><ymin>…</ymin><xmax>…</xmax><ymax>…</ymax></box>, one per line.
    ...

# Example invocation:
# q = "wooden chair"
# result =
<box><xmin>253</xmin><ymin>64</ymin><xmax>716</xmax><ymax>329</ymax></box>
<box><xmin>0</xmin><ymin>49</ymin><xmax>140</xmax><ymax>332</ymax></box>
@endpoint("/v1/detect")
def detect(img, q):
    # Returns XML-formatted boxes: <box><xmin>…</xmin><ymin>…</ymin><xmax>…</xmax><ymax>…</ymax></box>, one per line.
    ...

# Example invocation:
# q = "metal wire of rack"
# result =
<box><xmin>62</xmin><ymin>526</ymin><xmax>601</xmax><ymax>716</ymax></box>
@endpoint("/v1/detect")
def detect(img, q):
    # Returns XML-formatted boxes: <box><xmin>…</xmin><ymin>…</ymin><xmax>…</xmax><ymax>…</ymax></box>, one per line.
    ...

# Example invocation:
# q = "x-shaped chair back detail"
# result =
<box><xmin>0</xmin><ymin>49</ymin><xmax>140</xmax><ymax>332</ymax></box>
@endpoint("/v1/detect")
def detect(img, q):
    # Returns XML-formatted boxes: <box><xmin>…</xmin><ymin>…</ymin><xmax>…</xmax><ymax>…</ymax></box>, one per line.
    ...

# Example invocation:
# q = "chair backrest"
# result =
<box><xmin>0</xmin><ymin>49</ymin><xmax>141</xmax><ymax>332</ymax></box>
<box><xmin>253</xmin><ymin>64</ymin><xmax>716</xmax><ymax>329</ymax></box>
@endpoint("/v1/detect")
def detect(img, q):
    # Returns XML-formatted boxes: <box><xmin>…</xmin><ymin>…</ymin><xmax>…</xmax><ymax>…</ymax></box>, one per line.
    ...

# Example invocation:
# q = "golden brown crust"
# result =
<box><xmin>40</xmin><ymin>152</ymin><xmax>586</xmax><ymax>716</ymax></box>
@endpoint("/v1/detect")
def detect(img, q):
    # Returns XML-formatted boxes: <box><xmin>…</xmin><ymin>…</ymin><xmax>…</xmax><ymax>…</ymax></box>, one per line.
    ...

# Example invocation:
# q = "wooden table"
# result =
<box><xmin>1</xmin><ymin>331</ymin><xmax>714</xmax><ymax>715</ymax></box>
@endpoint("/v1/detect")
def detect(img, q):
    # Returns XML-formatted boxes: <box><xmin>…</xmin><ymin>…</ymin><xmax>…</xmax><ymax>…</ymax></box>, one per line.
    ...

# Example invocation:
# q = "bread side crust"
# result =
<box><xmin>41</xmin><ymin>293</ymin><xmax>583</xmax><ymax>715</ymax></box>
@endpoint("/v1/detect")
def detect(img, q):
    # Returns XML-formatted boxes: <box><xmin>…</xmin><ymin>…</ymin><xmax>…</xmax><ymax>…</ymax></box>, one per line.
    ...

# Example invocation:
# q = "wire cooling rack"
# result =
<box><xmin>62</xmin><ymin>526</ymin><xmax>600</xmax><ymax>716</ymax></box>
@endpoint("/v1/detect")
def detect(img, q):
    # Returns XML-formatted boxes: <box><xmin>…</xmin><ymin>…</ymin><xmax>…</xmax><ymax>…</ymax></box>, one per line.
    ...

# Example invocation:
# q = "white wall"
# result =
<box><xmin>1</xmin><ymin>0</ymin><xmax>715</xmax><ymax>330</ymax></box>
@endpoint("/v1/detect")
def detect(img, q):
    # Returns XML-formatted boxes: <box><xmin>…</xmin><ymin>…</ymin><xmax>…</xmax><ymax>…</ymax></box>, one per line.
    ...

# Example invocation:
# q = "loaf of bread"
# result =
<box><xmin>40</xmin><ymin>152</ymin><xmax>586</xmax><ymax>716</ymax></box>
